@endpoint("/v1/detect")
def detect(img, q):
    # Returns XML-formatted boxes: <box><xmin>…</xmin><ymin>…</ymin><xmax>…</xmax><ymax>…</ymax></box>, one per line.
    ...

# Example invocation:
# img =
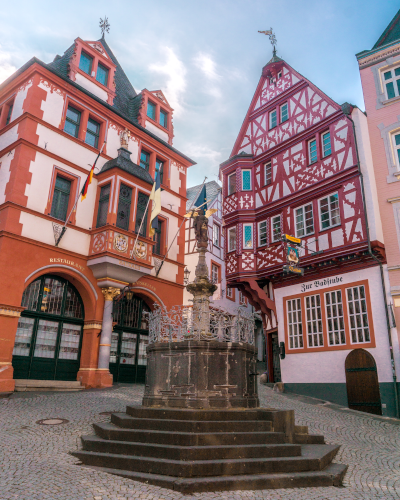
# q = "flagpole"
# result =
<box><xmin>55</xmin><ymin>141</ymin><xmax>106</xmax><ymax>247</ymax></box>
<box><xmin>155</xmin><ymin>176</ymin><xmax>208</xmax><ymax>278</ymax></box>
<box><xmin>130</xmin><ymin>195</ymin><xmax>152</xmax><ymax>260</ymax></box>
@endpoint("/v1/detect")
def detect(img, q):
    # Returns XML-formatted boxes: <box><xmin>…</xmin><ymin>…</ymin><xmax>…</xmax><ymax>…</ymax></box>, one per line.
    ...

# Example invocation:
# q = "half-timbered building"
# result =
<box><xmin>220</xmin><ymin>50</ymin><xmax>400</xmax><ymax>416</ymax></box>
<box><xmin>0</xmin><ymin>34</ymin><xmax>194</xmax><ymax>393</ymax></box>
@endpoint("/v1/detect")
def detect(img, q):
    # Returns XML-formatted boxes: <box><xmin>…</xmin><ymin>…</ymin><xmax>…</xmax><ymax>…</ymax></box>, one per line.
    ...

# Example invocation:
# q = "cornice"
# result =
<box><xmin>357</xmin><ymin>41</ymin><xmax>400</xmax><ymax>69</ymax></box>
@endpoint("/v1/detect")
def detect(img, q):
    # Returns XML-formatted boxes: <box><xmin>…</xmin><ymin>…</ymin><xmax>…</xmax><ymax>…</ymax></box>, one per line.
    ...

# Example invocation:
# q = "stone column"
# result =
<box><xmin>98</xmin><ymin>287</ymin><xmax>120</xmax><ymax>370</ymax></box>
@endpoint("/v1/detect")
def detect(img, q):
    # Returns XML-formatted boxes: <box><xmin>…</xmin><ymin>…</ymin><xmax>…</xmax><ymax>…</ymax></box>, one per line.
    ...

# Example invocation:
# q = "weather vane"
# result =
<box><xmin>258</xmin><ymin>28</ymin><xmax>277</xmax><ymax>56</ymax></box>
<box><xmin>99</xmin><ymin>16</ymin><xmax>110</xmax><ymax>38</ymax></box>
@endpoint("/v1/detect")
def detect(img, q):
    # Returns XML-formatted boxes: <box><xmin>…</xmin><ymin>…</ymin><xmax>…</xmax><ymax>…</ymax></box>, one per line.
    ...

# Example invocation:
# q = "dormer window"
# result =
<box><xmin>159</xmin><ymin>109</ymin><xmax>168</xmax><ymax>128</ymax></box>
<box><xmin>64</xmin><ymin>106</ymin><xmax>81</xmax><ymax>138</ymax></box>
<box><xmin>85</xmin><ymin>118</ymin><xmax>100</xmax><ymax>148</ymax></box>
<box><xmin>147</xmin><ymin>101</ymin><xmax>156</xmax><ymax>120</ymax></box>
<box><xmin>79</xmin><ymin>52</ymin><xmax>93</xmax><ymax>75</ymax></box>
<box><xmin>96</xmin><ymin>63</ymin><xmax>109</xmax><ymax>86</ymax></box>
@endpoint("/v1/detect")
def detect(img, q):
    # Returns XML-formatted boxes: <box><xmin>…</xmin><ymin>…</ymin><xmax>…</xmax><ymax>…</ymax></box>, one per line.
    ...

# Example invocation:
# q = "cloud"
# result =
<box><xmin>149</xmin><ymin>47</ymin><xmax>186</xmax><ymax>116</ymax></box>
<box><xmin>0</xmin><ymin>47</ymin><xmax>17</xmax><ymax>85</ymax></box>
<box><xmin>194</xmin><ymin>53</ymin><xmax>220</xmax><ymax>81</ymax></box>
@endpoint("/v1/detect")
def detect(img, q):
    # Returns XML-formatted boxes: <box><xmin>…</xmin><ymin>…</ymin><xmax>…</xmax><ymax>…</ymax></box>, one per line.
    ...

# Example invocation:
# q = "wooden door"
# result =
<box><xmin>345</xmin><ymin>349</ymin><xmax>382</xmax><ymax>415</ymax></box>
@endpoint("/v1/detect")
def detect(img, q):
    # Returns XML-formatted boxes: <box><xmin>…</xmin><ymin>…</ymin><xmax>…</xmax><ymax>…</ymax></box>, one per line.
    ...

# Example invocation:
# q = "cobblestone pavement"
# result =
<box><xmin>1</xmin><ymin>384</ymin><xmax>400</xmax><ymax>500</ymax></box>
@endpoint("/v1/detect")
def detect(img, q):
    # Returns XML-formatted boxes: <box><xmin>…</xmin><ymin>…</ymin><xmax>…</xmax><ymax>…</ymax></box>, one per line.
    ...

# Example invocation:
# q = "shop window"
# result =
<box><xmin>213</xmin><ymin>224</ymin><xmax>220</xmax><ymax>247</ymax></box>
<box><xmin>287</xmin><ymin>298</ymin><xmax>303</xmax><ymax>349</ymax></box>
<box><xmin>383</xmin><ymin>67</ymin><xmax>400</xmax><ymax>100</ymax></box>
<box><xmin>228</xmin><ymin>227</ymin><xmax>236</xmax><ymax>252</ymax></box>
<box><xmin>116</xmin><ymin>183</ymin><xmax>132</xmax><ymax>231</ymax></box>
<box><xmin>305</xmin><ymin>294</ymin><xmax>323</xmax><ymax>347</ymax></box>
<box><xmin>243</xmin><ymin>223</ymin><xmax>253</xmax><ymax>249</ymax></box>
<box><xmin>325</xmin><ymin>290</ymin><xmax>346</xmax><ymax>346</ymax></box>
<box><xmin>5</xmin><ymin>100</ymin><xmax>13</xmax><ymax>125</ymax></box>
<box><xmin>155</xmin><ymin>159</ymin><xmax>164</xmax><ymax>183</ymax></box>
<box><xmin>271</xmin><ymin>215</ymin><xmax>281</xmax><ymax>242</ymax></box>
<box><xmin>308</xmin><ymin>138</ymin><xmax>317</xmax><ymax>164</ymax></box>
<box><xmin>322</xmin><ymin>131</ymin><xmax>331</xmax><ymax>157</ymax></box>
<box><xmin>228</xmin><ymin>172</ymin><xmax>236</xmax><ymax>195</ymax></box>
<box><xmin>51</xmin><ymin>176</ymin><xmax>71</xmax><ymax>222</ymax></box>
<box><xmin>265</xmin><ymin>162</ymin><xmax>272</xmax><ymax>185</ymax></box>
<box><xmin>154</xmin><ymin>219</ymin><xmax>164</xmax><ymax>256</ymax></box>
<box><xmin>347</xmin><ymin>285</ymin><xmax>370</xmax><ymax>344</ymax></box>
<box><xmin>147</xmin><ymin>101</ymin><xmax>156</xmax><ymax>120</ymax></box>
<box><xmin>79</xmin><ymin>52</ymin><xmax>93</xmax><ymax>75</ymax></box>
<box><xmin>295</xmin><ymin>203</ymin><xmax>314</xmax><ymax>237</ymax></box>
<box><xmin>135</xmin><ymin>192</ymin><xmax>149</xmax><ymax>236</ymax></box>
<box><xmin>258</xmin><ymin>220</ymin><xmax>267</xmax><ymax>246</ymax></box>
<box><xmin>280</xmin><ymin>103</ymin><xmax>288</xmax><ymax>123</ymax></box>
<box><xmin>64</xmin><ymin>106</ymin><xmax>81</xmax><ymax>138</ymax></box>
<box><xmin>96</xmin><ymin>63</ymin><xmax>109</xmax><ymax>86</ymax></box>
<box><xmin>211</xmin><ymin>263</ymin><xmax>219</xmax><ymax>284</ymax></box>
<box><xmin>96</xmin><ymin>183</ymin><xmax>110</xmax><ymax>228</ymax></box>
<box><xmin>269</xmin><ymin>109</ymin><xmax>277</xmax><ymax>129</ymax></box>
<box><xmin>242</xmin><ymin>170</ymin><xmax>251</xmax><ymax>191</ymax></box>
<box><xmin>140</xmin><ymin>150</ymin><xmax>150</xmax><ymax>171</ymax></box>
<box><xmin>85</xmin><ymin>117</ymin><xmax>100</xmax><ymax>149</ymax></box>
<box><xmin>159</xmin><ymin>109</ymin><xmax>168</xmax><ymax>128</ymax></box>
<box><xmin>319</xmin><ymin>193</ymin><xmax>340</xmax><ymax>229</ymax></box>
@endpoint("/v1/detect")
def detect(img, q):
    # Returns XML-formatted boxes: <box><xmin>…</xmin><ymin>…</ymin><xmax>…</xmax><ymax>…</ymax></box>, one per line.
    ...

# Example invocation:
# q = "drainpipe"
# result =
<box><xmin>348</xmin><ymin>109</ymin><xmax>400</xmax><ymax>418</ymax></box>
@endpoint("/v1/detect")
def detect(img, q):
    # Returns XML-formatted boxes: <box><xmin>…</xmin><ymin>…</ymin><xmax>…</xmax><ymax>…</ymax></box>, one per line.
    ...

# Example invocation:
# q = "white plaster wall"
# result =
<box><xmin>19</xmin><ymin>212</ymin><xmax>91</xmax><ymax>255</ymax></box>
<box><xmin>0</xmin><ymin>125</ymin><xmax>18</xmax><ymax>152</ymax></box>
<box><xmin>75</xmin><ymin>73</ymin><xmax>108</xmax><ymax>102</ymax></box>
<box><xmin>0</xmin><ymin>150</ymin><xmax>14</xmax><ymax>204</ymax></box>
<box><xmin>170</xmin><ymin>164</ymin><xmax>182</xmax><ymax>193</ymax></box>
<box><xmin>275</xmin><ymin>266</ymin><xmax>393</xmax><ymax>383</ymax></box>
<box><xmin>39</xmin><ymin>82</ymin><xmax>65</xmax><ymax>128</ymax></box>
<box><xmin>352</xmin><ymin>107</ymin><xmax>384</xmax><ymax>243</ymax></box>
<box><xmin>145</xmin><ymin>120</ymin><xmax>169</xmax><ymax>143</ymax></box>
<box><xmin>161</xmin><ymin>189</ymin><xmax>179</xmax><ymax>212</ymax></box>
<box><xmin>151</xmin><ymin>260</ymin><xmax>178</xmax><ymax>282</ymax></box>
<box><xmin>164</xmin><ymin>209</ymin><xmax>179</xmax><ymax>260</ymax></box>
<box><xmin>12</xmin><ymin>80</ymin><xmax>33</xmax><ymax>121</ymax></box>
<box><xmin>105</xmin><ymin>126</ymin><xmax>140</xmax><ymax>162</ymax></box>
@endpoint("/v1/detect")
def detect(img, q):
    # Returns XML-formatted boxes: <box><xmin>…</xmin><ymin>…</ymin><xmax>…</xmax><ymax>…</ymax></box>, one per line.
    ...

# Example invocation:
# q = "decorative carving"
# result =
<box><xmin>83</xmin><ymin>321</ymin><xmax>102</xmax><ymax>330</ymax></box>
<box><xmin>39</xmin><ymin>78</ymin><xmax>64</xmax><ymax>96</ymax></box>
<box><xmin>134</xmin><ymin>241</ymin><xmax>147</xmax><ymax>259</ymax></box>
<box><xmin>0</xmin><ymin>304</ymin><xmax>26</xmax><ymax>318</ymax></box>
<box><xmin>52</xmin><ymin>223</ymin><xmax>64</xmax><ymax>245</ymax></box>
<box><xmin>153</xmin><ymin>257</ymin><xmax>162</xmax><ymax>273</ymax></box>
<box><xmin>101</xmin><ymin>287</ymin><xmax>120</xmax><ymax>302</ymax></box>
<box><xmin>120</xmin><ymin>128</ymin><xmax>131</xmax><ymax>148</ymax></box>
<box><xmin>113</xmin><ymin>233</ymin><xmax>128</xmax><ymax>252</ymax></box>
<box><xmin>93</xmin><ymin>232</ymin><xmax>106</xmax><ymax>253</ymax></box>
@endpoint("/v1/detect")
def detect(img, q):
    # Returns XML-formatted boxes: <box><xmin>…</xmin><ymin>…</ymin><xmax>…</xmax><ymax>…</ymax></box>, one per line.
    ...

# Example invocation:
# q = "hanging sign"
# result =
<box><xmin>282</xmin><ymin>235</ymin><xmax>304</xmax><ymax>275</ymax></box>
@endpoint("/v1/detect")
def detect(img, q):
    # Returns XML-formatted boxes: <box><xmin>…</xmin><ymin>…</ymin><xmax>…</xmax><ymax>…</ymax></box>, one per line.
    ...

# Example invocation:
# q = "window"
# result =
<box><xmin>242</xmin><ymin>170</ymin><xmax>251</xmax><ymax>191</ymax></box>
<box><xmin>140</xmin><ymin>150</ymin><xmax>150</xmax><ymax>171</ymax></box>
<box><xmin>155</xmin><ymin>159</ymin><xmax>164</xmax><ymax>183</ymax></box>
<box><xmin>305</xmin><ymin>294</ymin><xmax>323</xmax><ymax>347</ymax></box>
<box><xmin>5</xmin><ymin>102</ymin><xmax>13</xmax><ymax>125</ymax></box>
<box><xmin>319</xmin><ymin>193</ymin><xmax>340</xmax><ymax>229</ymax></box>
<box><xmin>147</xmin><ymin>101</ymin><xmax>156</xmax><ymax>120</ymax></box>
<box><xmin>287</xmin><ymin>298</ymin><xmax>303</xmax><ymax>349</ymax></box>
<box><xmin>96</xmin><ymin>184</ymin><xmax>110</xmax><ymax>228</ymax></box>
<box><xmin>280</xmin><ymin>103</ymin><xmax>288</xmax><ymax>123</ymax></box>
<box><xmin>322</xmin><ymin>131</ymin><xmax>331</xmax><ymax>157</ymax></box>
<box><xmin>159</xmin><ymin>109</ymin><xmax>168</xmax><ymax>128</ymax></box>
<box><xmin>271</xmin><ymin>215</ymin><xmax>281</xmax><ymax>242</ymax></box>
<box><xmin>135</xmin><ymin>192</ymin><xmax>149</xmax><ymax>236</ymax></box>
<box><xmin>51</xmin><ymin>176</ymin><xmax>71</xmax><ymax>221</ymax></box>
<box><xmin>211</xmin><ymin>263</ymin><xmax>219</xmax><ymax>284</ymax></box>
<box><xmin>239</xmin><ymin>291</ymin><xmax>246</xmax><ymax>305</ymax></box>
<box><xmin>226</xmin><ymin>287</ymin><xmax>233</xmax><ymax>299</ymax></box>
<box><xmin>64</xmin><ymin>106</ymin><xmax>81</xmax><ymax>138</ymax></box>
<box><xmin>347</xmin><ymin>285</ymin><xmax>370</xmax><ymax>344</ymax></box>
<box><xmin>96</xmin><ymin>63</ymin><xmax>109</xmax><ymax>86</ymax></box>
<box><xmin>116</xmin><ymin>184</ymin><xmax>132</xmax><ymax>231</ymax></box>
<box><xmin>228</xmin><ymin>172</ymin><xmax>236</xmax><ymax>195</ymax></box>
<box><xmin>79</xmin><ymin>52</ymin><xmax>93</xmax><ymax>75</ymax></box>
<box><xmin>228</xmin><ymin>227</ymin><xmax>236</xmax><ymax>252</ymax></box>
<box><xmin>383</xmin><ymin>67</ymin><xmax>400</xmax><ymax>100</ymax></box>
<box><xmin>325</xmin><ymin>290</ymin><xmax>346</xmax><ymax>345</ymax></box>
<box><xmin>269</xmin><ymin>109</ymin><xmax>277</xmax><ymax>129</ymax></box>
<box><xmin>265</xmin><ymin>162</ymin><xmax>272</xmax><ymax>185</ymax></box>
<box><xmin>258</xmin><ymin>220</ymin><xmax>267</xmax><ymax>246</ymax></box>
<box><xmin>154</xmin><ymin>220</ymin><xmax>164</xmax><ymax>256</ymax></box>
<box><xmin>393</xmin><ymin>133</ymin><xmax>400</xmax><ymax>167</ymax></box>
<box><xmin>243</xmin><ymin>224</ymin><xmax>253</xmax><ymax>249</ymax></box>
<box><xmin>213</xmin><ymin>224</ymin><xmax>220</xmax><ymax>247</ymax></box>
<box><xmin>295</xmin><ymin>203</ymin><xmax>314</xmax><ymax>237</ymax></box>
<box><xmin>278</xmin><ymin>71</ymin><xmax>282</xmax><ymax>79</ymax></box>
<box><xmin>308</xmin><ymin>139</ymin><xmax>317</xmax><ymax>164</ymax></box>
<box><xmin>85</xmin><ymin>118</ymin><xmax>100</xmax><ymax>149</ymax></box>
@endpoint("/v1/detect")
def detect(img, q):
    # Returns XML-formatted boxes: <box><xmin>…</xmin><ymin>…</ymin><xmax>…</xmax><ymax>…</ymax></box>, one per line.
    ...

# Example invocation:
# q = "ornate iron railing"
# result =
<box><xmin>146</xmin><ymin>301</ymin><xmax>255</xmax><ymax>345</ymax></box>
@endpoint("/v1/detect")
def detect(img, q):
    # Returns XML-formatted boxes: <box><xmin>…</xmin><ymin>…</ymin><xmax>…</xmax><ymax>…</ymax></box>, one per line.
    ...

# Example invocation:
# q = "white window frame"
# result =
<box><xmin>322</xmin><ymin>131</ymin><xmax>331</xmax><ymax>157</ymax></box>
<box><xmin>227</xmin><ymin>172</ymin><xmax>236</xmax><ymax>196</ymax></box>
<box><xmin>211</xmin><ymin>263</ymin><xmax>219</xmax><ymax>284</ymax></box>
<box><xmin>239</xmin><ymin>291</ymin><xmax>246</xmax><ymax>305</ymax></box>
<box><xmin>392</xmin><ymin>132</ymin><xmax>400</xmax><ymax>169</ymax></box>
<box><xmin>226</xmin><ymin>287</ymin><xmax>233</xmax><ymax>299</ymax></box>
<box><xmin>228</xmin><ymin>227</ymin><xmax>236</xmax><ymax>253</ymax></box>
<box><xmin>318</xmin><ymin>192</ymin><xmax>340</xmax><ymax>231</ymax></box>
<box><xmin>243</xmin><ymin>223</ymin><xmax>253</xmax><ymax>249</ymax></box>
<box><xmin>212</xmin><ymin>224</ymin><xmax>220</xmax><ymax>247</ymax></box>
<box><xmin>325</xmin><ymin>289</ymin><xmax>346</xmax><ymax>346</ymax></box>
<box><xmin>280</xmin><ymin>102</ymin><xmax>288</xmax><ymax>123</ymax></box>
<box><xmin>346</xmin><ymin>285</ymin><xmax>371</xmax><ymax>344</ymax></box>
<box><xmin>269</xmin><ymin>109</ymin><xmax>277</xmax><ymax>129</ymax></box>
<box><xmin>264</xmin><ymin>162</ymin><xmax>272</xmax><ymax>185</ymax></box>
<box><xmin>295</xmin><ymin>203</ymin><xmax>314</xmax><ymax>238</ymax></box>
<box><xmin>271</xmin><ymin>215</ymin><xmax>281</xmax><ymax>243</ymax></box>
<box><xmin>382</xmin><ymin>66</ymin><xmax>400</xmax><ymax>100</ymax></box>
<box><xmin>241</xmin><ymin>169</ymin><xmax>252</xmax><ymax>191</ymax></box>
<box><xmin>258</xmin><ymin>220</ymin><xmax>268</xmax><ymax>247</ymax></box>
<box><xmin>287</xmin><ymin>298</ymin><xmax>303</xmax><ymax>349</ymax></box>
<box><xmin>305</xmin><ymin>294</ymin><xmax>324</xmax><ymax>348</ymax></box>
<box><xmin>308</xmin><ymin>138</ymin><xmax>317</xmax><ymax>164</ymax></box>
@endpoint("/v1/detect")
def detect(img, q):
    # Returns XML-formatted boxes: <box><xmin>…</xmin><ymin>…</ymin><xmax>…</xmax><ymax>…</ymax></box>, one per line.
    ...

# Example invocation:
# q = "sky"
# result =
<box><xmin>0</xmin><ymin>0</ymin><xmax>398</xmax><ymax>187</ymax></box>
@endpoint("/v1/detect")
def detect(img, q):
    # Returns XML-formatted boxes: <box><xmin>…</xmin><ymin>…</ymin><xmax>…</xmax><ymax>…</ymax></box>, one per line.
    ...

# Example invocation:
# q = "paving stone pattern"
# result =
<box><xmin>0</xmin><ymin>384</ymin><xmax>399</xmax><ymax>500</ymax></box>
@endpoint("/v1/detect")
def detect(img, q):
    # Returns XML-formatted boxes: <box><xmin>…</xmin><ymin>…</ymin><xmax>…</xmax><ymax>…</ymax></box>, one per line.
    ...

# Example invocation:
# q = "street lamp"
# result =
<box><xmin>184</xmin><ymin>267</ymin><xmax>191</xmax><ymax>285</ymax></box>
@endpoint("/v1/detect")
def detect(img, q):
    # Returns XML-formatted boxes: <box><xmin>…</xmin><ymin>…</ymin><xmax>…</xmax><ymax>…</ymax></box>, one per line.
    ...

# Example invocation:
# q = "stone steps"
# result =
<box><xmin>14</xmin><ymin>380</ymin><xmax>84</xmax><ymax>392</ymax></box>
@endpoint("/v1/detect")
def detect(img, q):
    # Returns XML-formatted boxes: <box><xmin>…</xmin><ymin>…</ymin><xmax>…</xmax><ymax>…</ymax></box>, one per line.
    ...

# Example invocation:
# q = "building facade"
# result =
<box><xmin>220</xmin><ymin>51</ymin><xmax>400</xmax><ymax>416</ymax></box>
<box><xmin>0</xmin><ymin>35</ymin><xmax>193</xmax><ymax>393</ymax></box>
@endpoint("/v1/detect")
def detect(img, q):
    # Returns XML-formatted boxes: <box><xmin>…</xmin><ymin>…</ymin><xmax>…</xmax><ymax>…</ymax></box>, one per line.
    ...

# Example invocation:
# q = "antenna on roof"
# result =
<box><xmin>99</xmin><ymin>16</ymin><xmax>110</xmax><ymax>38</ymax></box>
<box><xmin>258</xmin><ymin>28</ymin><xmax>277</xmax><ymax>56</ymax></box>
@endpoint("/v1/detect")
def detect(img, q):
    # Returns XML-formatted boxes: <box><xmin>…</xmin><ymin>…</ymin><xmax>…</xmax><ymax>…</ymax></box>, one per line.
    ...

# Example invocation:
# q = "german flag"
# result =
<box><xmin>81</xmin><ymin>142</ymin><xmax>106</xmax><ymax>201</ymax></box>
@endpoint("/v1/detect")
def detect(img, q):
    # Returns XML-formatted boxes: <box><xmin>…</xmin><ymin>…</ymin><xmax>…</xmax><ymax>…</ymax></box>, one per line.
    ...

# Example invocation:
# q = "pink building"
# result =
<box><xmin>357</xmin><ymin>9</ymin><xmax>400</xmax><ymax>406</ymax></box>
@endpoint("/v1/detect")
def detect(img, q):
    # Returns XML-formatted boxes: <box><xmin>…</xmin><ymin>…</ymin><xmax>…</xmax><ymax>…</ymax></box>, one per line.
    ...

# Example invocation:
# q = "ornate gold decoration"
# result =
<box><xmin>135</xmin><ymin>241</ymin><xmax>147</xmax><ymax>259</ymax></box>
<box><xmin>120</xmin><ymin>128</ymin><xmax>131</xmax><ymax>148</ymax></box>
<box><xmin>101</xmin><ymin>287</ymin><xmax>120</xmax><ymax>301</ymax></box>
<box><xmin>114</xmin><ymin>233</ymin><xmax>128</xmax><ymax>252</ymax></box>
<box><xmin>0</xmin><ymin>304</ymin><xmax>26</xmax><ymax>318</ymax></box>
<box><xmin>83</xmin><ymin>322</ymin><xmax>103</xmax><ymax>330</ymax></box>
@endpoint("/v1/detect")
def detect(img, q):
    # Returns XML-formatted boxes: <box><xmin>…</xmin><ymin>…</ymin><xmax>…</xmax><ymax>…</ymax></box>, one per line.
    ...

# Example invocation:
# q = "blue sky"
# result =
<box><xmin>0</xmin><ymin>0</ymin><xmax>398</xmax><ymax>187</ymax></box>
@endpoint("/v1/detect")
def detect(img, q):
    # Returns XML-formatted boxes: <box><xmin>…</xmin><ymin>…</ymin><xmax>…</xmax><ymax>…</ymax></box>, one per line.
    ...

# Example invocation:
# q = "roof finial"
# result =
<box><xmin>258</xmin><ymin>28</ymin><xmax>277</xmax><ymax>56</ymax></box>
<box><xmin>99</xmin><ymin>16</ymin><xmax>110</xmax><ymax>38</ymax></box>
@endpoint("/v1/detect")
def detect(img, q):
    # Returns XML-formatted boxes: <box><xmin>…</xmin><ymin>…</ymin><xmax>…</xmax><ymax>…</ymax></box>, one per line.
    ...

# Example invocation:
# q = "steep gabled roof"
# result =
<box><xmin>373</xmin><ymin>9</ymin><xmax>400</xmax><ymax>49</ymax></box>
<box><xmin>186</xmin><ymin>180</ymin><xmax>221</xmax><ymax>210</ymax></box>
